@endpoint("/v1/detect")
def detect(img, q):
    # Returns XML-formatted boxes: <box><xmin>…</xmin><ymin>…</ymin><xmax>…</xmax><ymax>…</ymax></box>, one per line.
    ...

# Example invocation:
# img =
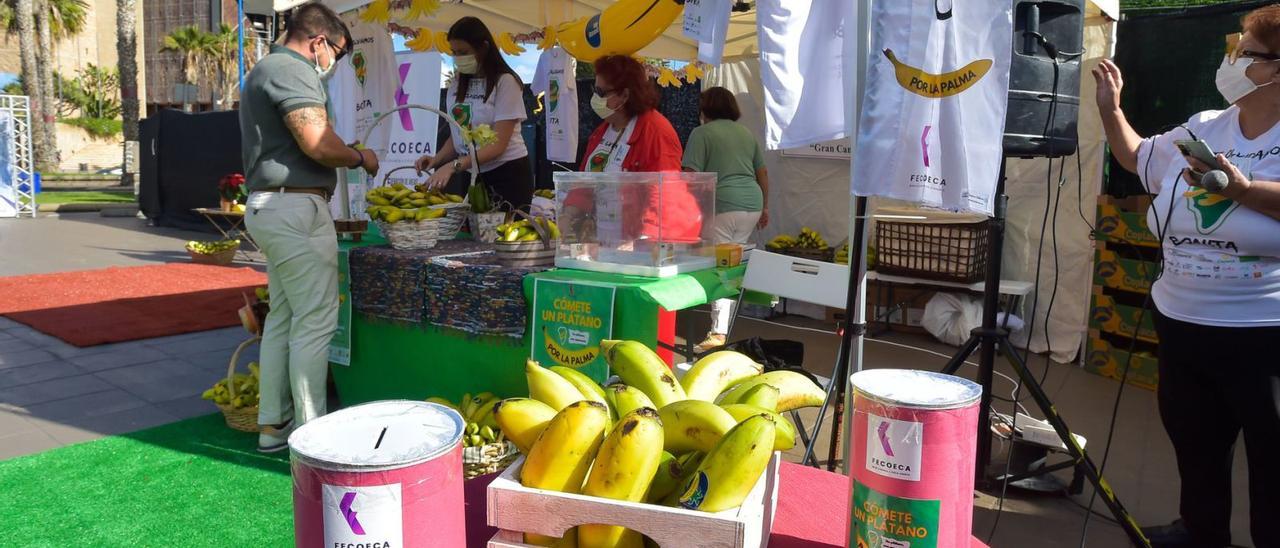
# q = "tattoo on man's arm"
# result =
<box><xmin>284</xmin><ymin>107</ymin><xmax>329</xmax><ymax>142</ymax></box>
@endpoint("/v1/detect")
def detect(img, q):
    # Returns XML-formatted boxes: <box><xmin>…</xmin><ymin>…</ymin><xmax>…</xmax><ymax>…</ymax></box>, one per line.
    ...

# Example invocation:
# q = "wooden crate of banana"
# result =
<box><xmin>487</xmin><ymin>454</ymin><xmax>780</xmax><ymax>547</ymax></box>
<box><xmin>483</xmin><ymin>339</ymin><xmax>825</xmax><ymax>547</ymax></box>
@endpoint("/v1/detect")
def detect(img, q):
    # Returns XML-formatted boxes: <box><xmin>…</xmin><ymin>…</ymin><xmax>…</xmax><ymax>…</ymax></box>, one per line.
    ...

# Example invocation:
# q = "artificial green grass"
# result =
<box><xmin>0</xmin><ymin>414</ymin><xmax>294</xmax><ymax>547</ymax></box>
<box><xmin>37</xmin><ymin>191</ymin><xmax>136</xmax><ymax>205</ymax></box>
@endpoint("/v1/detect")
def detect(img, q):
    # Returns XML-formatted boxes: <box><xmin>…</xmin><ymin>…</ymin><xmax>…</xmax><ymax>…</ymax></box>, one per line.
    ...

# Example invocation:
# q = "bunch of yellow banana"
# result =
<box><xmin>187</xmin><ymin>239</ymin><xmax>240</xmax><ymax>254</ymax></box>
<box><xmin>766</xmin><ymin>234</ymin><xmax>797</xmax><ymax>251</ymax></box>
<box><xmin>364</xmin><ymin>183</ymin><xmax>462</xmax><ymax>224</ymax></box>
<box><xmin>835</xmin><ymin>243</ymin><xmax>850</xmax><ymax>265</ymax></box>
<box><xmin>202</xmin><ymin>362</ymin><xmax>260</xmax><ymax>409</ymax></box>
<box><xmin>496</xmin><ymin>218</ymin><xmax>561</xmax><ymax>243</ymax></box>
<box><xmin>795</xmin><ymin>227</ymin><xmax>828</xmax><ymax>249</ymax></box>
<box><xmin>425</xmin><ymin>393</ymin><xmax>504</xmax><ymax>448</ymax></box>
<box><xmin>487</xmin><ymin>340</ymin><xmax>827</xmax><ymax>529</ymax></box>
<box><xmin>533</xmin><ymin>189</ymin><xmax>555</xmax><ymax>200</ymax></box>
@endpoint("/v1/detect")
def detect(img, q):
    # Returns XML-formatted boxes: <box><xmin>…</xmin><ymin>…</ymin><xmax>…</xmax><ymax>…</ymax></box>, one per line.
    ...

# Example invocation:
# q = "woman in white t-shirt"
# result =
<box><xmin>415</xmin><ymin>16</ymin><xmax>531</xmax><ymax>210</ymax></box>
<box><xmin>1094</xmin><ymin>8</ymin><xmax>1280</xmax><ymax>547</ymax></box>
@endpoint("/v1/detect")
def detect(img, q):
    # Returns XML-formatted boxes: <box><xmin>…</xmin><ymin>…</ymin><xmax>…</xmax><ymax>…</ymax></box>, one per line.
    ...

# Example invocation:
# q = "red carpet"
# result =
<box><xmin>0</xmin><ymin>263</ymin><xmax>268</xmax><ymax>347</ymax></box>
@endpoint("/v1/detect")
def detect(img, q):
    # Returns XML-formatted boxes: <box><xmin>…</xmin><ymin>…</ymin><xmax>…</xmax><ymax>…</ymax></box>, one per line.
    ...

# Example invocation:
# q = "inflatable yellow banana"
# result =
<box><xmin>434</xmin><ymin>30</ymin><xmax>452</xmax><ymax>55</ymax></box>
<box><xmin>883</xmin><ymin>48</ymin><xmax>993</xmax><ymax>99</ymax></box>
<box><xmin>359</xmin><ymin>0</ymin><xmax>390</xmax><ymax>24</ymax></box>
<box><xmin>404</xmin><ymin>29</ymin><xmax>434</xmax><ymax>52</ymax></box>
<box><xmin>556</xmin><ymin>0</ymin><xmax>685</xmax><ymax>62</ymax></box>
<box><xmin>537</xmin><ymin>26</ymin><xmax>558</xmax><ymax>51</ymax></box>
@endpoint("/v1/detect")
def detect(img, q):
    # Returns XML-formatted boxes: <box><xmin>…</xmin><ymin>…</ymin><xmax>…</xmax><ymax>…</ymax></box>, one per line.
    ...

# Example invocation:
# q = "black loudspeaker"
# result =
<box><xmin>1004</xmin><ymin>0</ymin><xmax>1085</xmax><ymax>158</ymax></box>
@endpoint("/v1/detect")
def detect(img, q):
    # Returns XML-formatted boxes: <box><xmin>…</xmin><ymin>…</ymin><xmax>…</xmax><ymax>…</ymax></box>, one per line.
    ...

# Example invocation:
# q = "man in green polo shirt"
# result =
<box><xmin>240</xmin><ymin>1</ymin><xmax>378</xmax><ymax>452</ymax></box>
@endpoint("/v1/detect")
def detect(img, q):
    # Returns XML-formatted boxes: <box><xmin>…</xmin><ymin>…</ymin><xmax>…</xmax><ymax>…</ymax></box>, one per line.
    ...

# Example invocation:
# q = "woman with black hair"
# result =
<box><xmin>415</xmin><ymin>16</ymin><xmax>531</xmax><ymax>210</ymax></box>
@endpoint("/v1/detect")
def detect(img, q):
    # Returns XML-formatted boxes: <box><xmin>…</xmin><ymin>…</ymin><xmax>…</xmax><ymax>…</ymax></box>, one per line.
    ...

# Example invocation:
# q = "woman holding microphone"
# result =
<box><xmin>1094</xmin><ymin>6</ymin><xmax>1280</xmax><ymax>546</ymax></box>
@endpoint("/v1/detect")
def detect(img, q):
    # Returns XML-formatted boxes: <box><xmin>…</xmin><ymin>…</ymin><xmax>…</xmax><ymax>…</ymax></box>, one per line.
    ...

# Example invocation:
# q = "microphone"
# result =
<box><xmin>1200</xmin><ymin>170</ymin><xmax>1229</xmax><ymax>193</ymax></box>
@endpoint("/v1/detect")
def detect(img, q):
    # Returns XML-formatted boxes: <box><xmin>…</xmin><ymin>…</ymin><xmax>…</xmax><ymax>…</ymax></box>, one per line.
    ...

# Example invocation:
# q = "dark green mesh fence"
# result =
<box><xmin>1107</xmin><ymin>0</ymin><xmax>1274</xmax><ymax>195</ymax></box>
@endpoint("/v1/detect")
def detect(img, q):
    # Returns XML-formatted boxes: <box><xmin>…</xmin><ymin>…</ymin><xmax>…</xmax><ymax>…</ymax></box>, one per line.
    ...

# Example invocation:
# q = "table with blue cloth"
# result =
<box><xmin>332</xmin><ymin>240</ymin><xmax>548</xmax><ymax>404</ymax></box>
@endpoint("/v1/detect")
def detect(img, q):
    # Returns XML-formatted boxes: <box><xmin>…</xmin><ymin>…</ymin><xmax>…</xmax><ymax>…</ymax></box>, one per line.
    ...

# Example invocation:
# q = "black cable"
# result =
<box><xmin>988</xmin><ymin>47</ymin><xmax>1063</xmax><ymax>547</ymax></box>
<box><xmin>1076</xmin><ymin>146</ymin><xmax>1097</xmax><ymax>233</ymax></box>
<box><xmin>1040</xmin><ymin>155</ymin><xmax>1068</xmax><ymax>390</ymax></box>
<box><xmin>1077</xmin><ymin>113</ymin><xmax>1191</xmax><ymax>548</ymax></box>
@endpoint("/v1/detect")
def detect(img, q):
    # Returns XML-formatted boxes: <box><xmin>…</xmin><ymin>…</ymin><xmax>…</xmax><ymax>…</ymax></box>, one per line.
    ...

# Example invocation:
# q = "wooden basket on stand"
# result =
<box><xmin>493</xmin><ymin>209</ymin><xmax>558</xmax><ymax>267</ymax></box>
<box><xmin>463</xmin><ymin>440</ymin><xmax>520</xmax><ymax>479</ymax></box>
<box><xmin>216</xmin><ymin>336</ymin><xmax>261</xmax><ymax>432</ymax></box>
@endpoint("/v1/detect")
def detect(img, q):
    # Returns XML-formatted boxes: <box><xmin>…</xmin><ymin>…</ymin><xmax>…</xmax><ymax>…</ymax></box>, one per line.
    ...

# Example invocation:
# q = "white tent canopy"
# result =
<box><xmin>268</xmin><ymin>0</ymin><xmax>1118</xmax><ymax>63</ymax></box>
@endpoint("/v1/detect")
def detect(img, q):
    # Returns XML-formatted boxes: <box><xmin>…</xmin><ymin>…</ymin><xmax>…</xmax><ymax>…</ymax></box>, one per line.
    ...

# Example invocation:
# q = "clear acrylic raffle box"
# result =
<box><xmin>553</xmin><ymin>172</ymin><xmax>716</xmax><ymax>277</ymax></box>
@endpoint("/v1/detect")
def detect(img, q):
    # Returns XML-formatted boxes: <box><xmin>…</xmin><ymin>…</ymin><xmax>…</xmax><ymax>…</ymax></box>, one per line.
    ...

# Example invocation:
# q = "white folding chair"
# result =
<box><xmin>726</xmin><ymin>250</ymin><xmax>850</xmax><ymax>465</ymax></box>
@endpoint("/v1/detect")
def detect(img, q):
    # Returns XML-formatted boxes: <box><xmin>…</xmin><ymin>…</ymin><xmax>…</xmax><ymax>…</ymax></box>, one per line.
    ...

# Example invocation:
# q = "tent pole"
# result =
<box><xmin>238</xmin><ymin>0</ymin><xmax>245</xmax><ymax>91</ymax></box>
<box><xmin>802</xmin><ymin>0</ymin><xmax>872</xmax><ymax>472</ymax></box>
<box><xmin>839</xmin><ymin>0</ymin><xmax>875</xmax><ymax>475</ymax></box>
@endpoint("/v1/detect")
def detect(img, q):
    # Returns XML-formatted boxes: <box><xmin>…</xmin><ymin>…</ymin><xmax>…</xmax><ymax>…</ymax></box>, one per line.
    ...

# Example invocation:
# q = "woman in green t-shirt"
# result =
<box><xmin>682</xmin><ymin>87</ymin><xmax>770</xmax><ymax>352</ymax></box>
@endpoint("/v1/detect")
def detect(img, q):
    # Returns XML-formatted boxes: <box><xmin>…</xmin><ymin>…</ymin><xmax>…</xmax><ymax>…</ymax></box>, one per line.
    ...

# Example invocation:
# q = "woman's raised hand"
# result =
<box><xmin>1092</xmin><ymin>59</ymin><xmax>1125</xmax><ymax>114</ymax></box>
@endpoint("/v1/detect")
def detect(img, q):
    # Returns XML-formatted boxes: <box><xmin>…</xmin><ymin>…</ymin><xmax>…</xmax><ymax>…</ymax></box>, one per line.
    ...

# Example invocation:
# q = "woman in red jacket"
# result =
<box><xmin>566</xmin><ymin>55</ymin><xmax>703</xmax><ymax>247</ymax></box>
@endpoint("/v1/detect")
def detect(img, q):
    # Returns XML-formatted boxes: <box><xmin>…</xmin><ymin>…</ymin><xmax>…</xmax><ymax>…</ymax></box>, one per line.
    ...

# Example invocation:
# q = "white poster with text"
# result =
<box><xmin>382</xmin><ymin>51</ymin><xmax>443</xmax><ymax>189</ymax></box>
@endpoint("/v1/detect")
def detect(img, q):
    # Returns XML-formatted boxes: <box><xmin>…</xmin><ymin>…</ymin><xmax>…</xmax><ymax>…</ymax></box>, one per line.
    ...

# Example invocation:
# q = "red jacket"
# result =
<box><xmin>579</xmin><ymin>109</ymin><xmax>684</xmax><ymax>172</ymax></box>
<box><xmin>571</xmin><ymin>110</ymin><xmax>701</xmax><ymax>243</ymax></box>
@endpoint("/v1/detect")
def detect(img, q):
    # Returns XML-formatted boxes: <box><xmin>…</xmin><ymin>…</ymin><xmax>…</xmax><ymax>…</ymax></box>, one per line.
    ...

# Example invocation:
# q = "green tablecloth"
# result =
<box><xmin>330</xmin><ymin>236</ymin><xmax>530</xmax><ymax>404</ymax></box>
<box><xmin>330</xmin><ymin>234</ymin><xmax>746</xmax><ymax>404</ymax></box>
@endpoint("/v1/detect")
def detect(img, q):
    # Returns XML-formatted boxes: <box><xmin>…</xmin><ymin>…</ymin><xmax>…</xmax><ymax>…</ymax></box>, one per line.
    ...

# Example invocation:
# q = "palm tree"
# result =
<box><xmin>11</xmin><ymin>0</ymin><xmax>50</xmax><ymax>169</ymax></box>
<box><xmin>116</xmin><ymin>0</ymin><xmax>139</xmax><ymax>189</ymax></box>
<box><xmin>35</xmin><ymin>0</ymin><xmax>60</xmax><ymax>168</ymax></box>
<box><xmin>207</xmin><ymin>23</ymin><xmax>241</xmax><ymax>110</ymax></box>
<box><xmin>1</xmin><ymin>0</ymin><xmax>89</xmax><ymax>37</ymax></box>
<box><xmin>163</xmin><ymin>26</ymin><xmax>213</xmax><ymax>87</ymax></box>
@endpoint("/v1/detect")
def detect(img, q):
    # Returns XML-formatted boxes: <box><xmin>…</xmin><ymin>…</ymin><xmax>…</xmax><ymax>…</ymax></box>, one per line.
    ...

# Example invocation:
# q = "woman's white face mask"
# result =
<box><xmin>1216</xmin><ymin>54</ymin><xmax>1273</xmax><ymax>104</ymax></box>
<box><xmin>454</xmin><ymin>54</ymin><xmax>479</xmax><ymax>75</ymax></box>
<box><xmin>590</xmin><ymin>93</ymin><xmax>616</xmax><ymax>119</ymax></box>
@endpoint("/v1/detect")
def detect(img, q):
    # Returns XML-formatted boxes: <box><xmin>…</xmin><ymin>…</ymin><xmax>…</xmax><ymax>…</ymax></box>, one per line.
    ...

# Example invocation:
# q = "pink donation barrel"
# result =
<box><xmin>290</xmin><ymin>400</ymin><xmax>465</xmax><ymax>547</ymax></box>
<box><xmin>847</xmin><ymin>369</ymin><xmax>981</xmax><ymax>548</ymax></box>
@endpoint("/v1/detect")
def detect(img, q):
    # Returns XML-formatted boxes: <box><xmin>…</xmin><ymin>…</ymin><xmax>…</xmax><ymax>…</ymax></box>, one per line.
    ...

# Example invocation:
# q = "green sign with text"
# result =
<box><xmin>530</xmin><ymin>279</ymin><xmax>616</xmax><ymax>384</ymax></box>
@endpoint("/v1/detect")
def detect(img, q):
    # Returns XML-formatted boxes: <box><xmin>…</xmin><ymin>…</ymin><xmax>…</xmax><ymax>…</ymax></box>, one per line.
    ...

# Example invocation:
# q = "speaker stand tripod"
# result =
<box><xmin>940</xmin><ymin>157</ymin><xmax>1150</xmax><ymax>547</ymax></box>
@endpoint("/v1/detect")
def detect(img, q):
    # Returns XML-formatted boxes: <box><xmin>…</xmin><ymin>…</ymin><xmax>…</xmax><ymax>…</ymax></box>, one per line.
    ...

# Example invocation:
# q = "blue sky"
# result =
<box><xmin>0</xmin><ymin>73</ymin><xmax>17</xmax><ymax>88</ymax></box>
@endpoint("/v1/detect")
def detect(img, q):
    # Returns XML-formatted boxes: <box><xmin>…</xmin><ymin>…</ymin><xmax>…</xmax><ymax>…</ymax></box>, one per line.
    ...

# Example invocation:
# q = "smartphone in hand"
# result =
<box><xmin>1173</xmin><ymin>139</ymin><xmax>1223</xmax><ymax>174</ymax></box>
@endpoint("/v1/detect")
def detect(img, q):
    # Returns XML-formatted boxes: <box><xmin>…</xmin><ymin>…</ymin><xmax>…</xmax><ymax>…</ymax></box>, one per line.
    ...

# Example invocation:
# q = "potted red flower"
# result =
<box><xmin>218</xmin><ymin>173</ymin><xmax>247</xmax><ymax>212</ymax></box>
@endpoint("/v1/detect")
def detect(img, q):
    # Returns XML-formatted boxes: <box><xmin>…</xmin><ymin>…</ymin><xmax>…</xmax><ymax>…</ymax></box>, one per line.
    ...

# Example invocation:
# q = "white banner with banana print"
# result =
<box><xmin>852</xmin><ymin>0</ymin><xmax>1012</xmax><ymax>216</ymax></box>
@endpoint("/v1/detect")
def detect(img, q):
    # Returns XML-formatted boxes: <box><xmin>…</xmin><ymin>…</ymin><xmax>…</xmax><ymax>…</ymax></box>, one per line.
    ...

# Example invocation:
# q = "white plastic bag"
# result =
<box><xmin>922</xmin><ymin>292</ymin><xmax>1024</xmax><ymax>346</ymax></box>
<box><xmin>922</xmin><ymin>293</ymin><xmax>985</xmax><ymax>347</ymax></box>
